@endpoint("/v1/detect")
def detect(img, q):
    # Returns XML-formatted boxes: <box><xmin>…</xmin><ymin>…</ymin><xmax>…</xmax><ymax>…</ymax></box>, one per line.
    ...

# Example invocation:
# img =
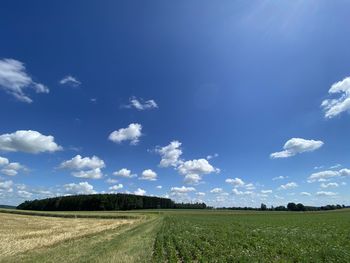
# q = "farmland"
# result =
<box><xmin>1</xmin><ymin>209</ymin><xmax>350</xmax><ymax>262</ymax></box>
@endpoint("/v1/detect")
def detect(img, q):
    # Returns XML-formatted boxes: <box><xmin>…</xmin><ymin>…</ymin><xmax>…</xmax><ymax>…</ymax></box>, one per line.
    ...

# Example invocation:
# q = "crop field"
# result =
<box><xmin>1</xmin><ymin>209</ymin><xmax>350</xmax><ymax>262</ymax></box>
<box><xmin>154</xmin><ymin>210</ymin><xmax>350</xmax><ymax>262</ymax></box>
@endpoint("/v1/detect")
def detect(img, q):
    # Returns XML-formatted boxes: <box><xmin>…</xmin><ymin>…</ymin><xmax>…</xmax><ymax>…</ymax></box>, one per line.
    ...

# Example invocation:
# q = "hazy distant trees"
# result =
<box><xmin>260</xmin><ymin>203</ymin><xmax>267</xmax><ymax>211</ymax></box>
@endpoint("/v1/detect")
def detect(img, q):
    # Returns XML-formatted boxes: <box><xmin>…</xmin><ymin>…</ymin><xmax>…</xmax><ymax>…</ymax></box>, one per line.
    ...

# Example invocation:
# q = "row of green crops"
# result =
<box><xmin>153</xmin><ymin>210</ymin><xmax>350</xmax><ymax>262</ymax></box>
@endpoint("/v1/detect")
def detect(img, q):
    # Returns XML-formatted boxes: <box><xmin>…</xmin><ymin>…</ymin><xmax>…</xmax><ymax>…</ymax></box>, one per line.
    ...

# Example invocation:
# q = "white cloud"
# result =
<box><xmin>210</xmin><ymin>188</ymin><xmax>223</xmax><ymax>194</ymax></box>
<box><xmin>156</xmin><ymin>141</ymin><xmax>182</xmax><ymax>167</ymax></box>
<box><xmin>196</xmin><ymin>192</ymin><xmax>206</xmax><ymax>196</ymax></box>
<box><xmin>261</xmin><ymin>190</ymin><xmax>273</xmax><ymax>194</ymax></box>
<box><xmin>0</xmin><ymin>157</ymin><xmax>9</xmax><ymax>166</ymax></box>
<box><xmin>270</xmin><ymin>138</ymin><xmax>323</xmax><ymax>159</ymax></box>
<box><xmin>184</xmin><ymin>174</ymin><xmax>201</xmax><ymax>184</ymax></box>
<box><xmin>64</xmin><ymin>182</ymin><xmax>96</xmax><ymax>195</ymax></box>
<box><xmin>108</xmin><ymin>123</ymin><xmax>142</xmax><ymax>145</ymax></box>
<box><xmin>330</xmin><ymin>164</ymin><xmax>342</xmax><ymax>169</ymax></box>
<box><xmin>339</xmin><ymin>168</ymin><xmax>350</xmax><ymax>176</ymax></box>
<box><xmin>109</xmin><ymin>184</ymin><xmax>123</xmax><ymax>191</ymax></box>
<box><xmin>170</xmin><ymin>186</ymin><xmax>196</xmax><ymax>194</ymax></box>
<box><xmin>17</xmin><ymin>190</ymin><xmax>33</xmax><ymax>199</ymax></box>
<box><xmin>140</xmin><ymin>169</ymin><xmax>157</xmax><ymax>181</ymax></box>
<box><xmin>206</xmin><ymin>153</ymin><xmax>219</xmax><ymax>160</ymax></box>
<box><xmin>106</xmin><ymin>178</ymin><xmax>118</xmax><ymax>184</ymax></box>
<box><xmin>321</xmin><ymin>77</ymin><xmax>350</xmax><ymax>118</ymax></box>
<box><xmin>59</xmin><ymin>75</ymin><xmax>81</xmax><ymax>87</ymax></box>
<box><xmin>0</xmin><ymin>130</ymin><xmax>62</xmax><ymax>153</ymax></box>
<box><xmin>0</xmin><ymin>58</ymin><xmax>49</xmax><ymax>103</ymax></box>
<box><xmin>134</xmin><ymin>188</ymin><xmax>146</xmax><ymax>196</ymax></box>
<box><xmin>232</xmin><ymin>188</ymin><xmax>253</xmax><ymax>196</ymax></box>
<box><xmin>316</xmin><ymin>191</ymin><xmax>337</xmax><ymax>197</ymax></box>
<box><xmin>225</xmin><ymin>177</ymin><xmax>245</xmax><ymax>187</ymax></box>
<box><xmin>178</xmin><ymin>159</ymin><xmax>216</xmax><ymax>175</ymax></box>
<box><xmin>113</xmin><ymin>168</ymin><xmax>137</xmax><ymax>178</ymax></box>
<box><xmin>0</xmin><ymin>157</ymin><xmax>26</xmax><ymax>176</ymax></box>
<box><xmin>177</xmin><ymin>158</ymin><xmax>218</xmax><ymax>184</ymax></box>
<box><xmin>0</xmin><ymin>180</ymin><xmax>13</xmax><ymax>192</ymax></box>
<box><xmin>272</xmin><ymin>175</ymin><xmax>288</xmax><ymax>181</ymax></box>
<box><xmin>244</xmin><ymin>183</ymin><xmax>256</xmax><ymax>190</ymax></box>
<box><xmin>60</xmin><ymin>155</ymin><xmax>105</xmax><ymax>170</ymax></box>
<box><xmin>156</xmin><ymin>185</ymin><xmax>162</xmax><ymax>189</ymax></box>
<box><xmin>279</xmin><ymin>182</ymin><xmax>298</xmax><ymax>190</ymax></box>
<box><xmin>320</xmin><ymin>182</ymin><xmax>339</xmax><ymax>188</ymax></box>
<box><xmin>126</xmin><ymin>97</ymin><xmax>158</xmax><ymax>110</ymax></box>
<box><xmin>71</xmin><ymin>168</ymin><xmax>103</xmax><ymax>179</ymax></box>
<box><xmin>307</xmin><ymin>170</ymin><xmax>340</xmax><ymax>183</ymax></box>
<box><xmin>300</xmin><ymin>192</ymin><xmax>311</xmax><ymax>196</ymax></box>
<box><xmin>60</xmin><ymin>155</ymin><xmax>105</xmax><ymax>179</ymax></box>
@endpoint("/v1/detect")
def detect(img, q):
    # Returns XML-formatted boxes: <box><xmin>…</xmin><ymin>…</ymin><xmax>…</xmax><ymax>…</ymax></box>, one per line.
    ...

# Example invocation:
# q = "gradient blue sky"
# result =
<box><xmin>1</xmin><ymin>0</ymin><xmax>350</xmax><ymax>206</ymax></box>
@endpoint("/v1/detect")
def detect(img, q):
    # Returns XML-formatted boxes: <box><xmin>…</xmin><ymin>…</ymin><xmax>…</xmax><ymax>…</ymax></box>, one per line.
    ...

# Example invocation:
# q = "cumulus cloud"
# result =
<box><xmin>270</xmin><ymin>138</ymin><xmax>323</xmax><ymax>159</ymax></box>
<box><xmin>156</xmin><ymin>141</ymin><xmax>182</xmax><ymax>167</ymax></box>
<box><xmin>113</xmin><ymin>168</ymin><xmax>137</xmax><ymax>178</ymax></box>
<box><xmin>178</xmin><ymin>159</ymin><xmax>216</xmax><ymax>175</ymax></box>
<box><xmin>71</xmin><ymin>168</ymin><xmax>103</xmax><ymax>179</ymax></box>
<box><xmin>125</xmin><ymin>97</ymin><xmax>158</xmax><ymax>110</ymax></box>
<box><xmin>0</xmin><ymin>157</ymin><xmax>9</xmax><ymax>166</ymax></box>
<box><xmin>0</xmin><ymin>180</ymin><xmax>13</xmax><ymax>192</ymax></box>
<box><xmin>225</xmin><ymin>177</ymin><xmax>245</xmax><ymax>187</ymax></box>
<box><xmin>59</xmin><ymin>75</ymin><xmax>81</xmax><ymax>87</ymax></box>
<box><xmin>261</xmin><ymin>190</ymin><xmax>273</xmax><ymax>194</ymax></box>
<box><xmin>210</xmin><ymin>188</ymin><xmax>223</xmax><ymax>194</ymax></box>
<box><xmin>177</xmin><ymin>158</ymin><xmax>218</xmax><ymax>184</ymax></box>
<box><xmin>321</xmin><ymin>77</ymin><xmax>350</xmax><ymax>118</ymax></box>
<box><xmin>18</xmin><ymin>190</ymin><xmax>33</xmax><ymax>199</ymax></box>
<box><xmin>134</xmin><ymin>188</ymin><xmax>146</xmax><ymax>196</ymax></box>
<box><xmin>184</xmin><ymin>174</ymin><xmax>201</xmax><ymax>184</ymax></box>
<box><xmin>64</xmin><ymin>182</ymin><xmax>96</xmax><ymax>195</ymax></box>
<box><xmin>106</xmin><ymin>178</ymin><xmax>118</xmax><ymax>184</ymax></box>
<box><xmin>60</xmin><ymin>155</ymin><xmax>105</xmax><ymax>179</ymax></box>
<box><xmin>279</xmin><ymin>182</ymin><xmax>298</xmax><ymax>190</ymax></box>
<box><xmin>108</xmin><ymin>123</ymin><xmax>142</xmax><ymax>145</ymax></box>
<box><xmin>109</xmin><ymin>184</ymin><xmax>123</xmax><ymax>191</ymax></box>
<box><xmin>1</xmin><ymin>162</ymin><xmax>26</xmax><ymax>176</ymax></box>
<box><xmin>0</xmin><ymin>58</ymin><xmax>49</xmax><ymax>103</ymax></box>
<box><xmin>156</xmin><ymin>185</ymin><xmax>162</xmax><ymax>189</ymax></box>
<box><xmin>139</xmin><ymin>169</ymin><xmax>157</xmax><ymax>181</ymax></box>
<box><xmin>196</xmin><ymin>192</ymin><xmax>206</xmax><ymax>196</ymax></box>
<box><xmin>232</xmin><ymin>188</ymin><xmax>253</xmax><ymax>196</ymax></box>
<box><xmin>171</xmin><ymin>186</ymin><xmax>196</xmax><ymax>194</ymax></box>
<box><xmin>60</xmin><ymin>155</ymin><xmax>105</xmax><ymax>170</ymax></box>
<box><xmin>300</xmin><ymin>192</ymin><xmax>311</xmax><ymax>196</ymax></box>
<box><xmin>0</xmin><ymin>130</ymin><xmax>62</xmax><ymax>153</ymax></box>
<box><xmin>0</xmin><ymin>156</ymin><xmax>27</xmax><ymax>176</ymax></box>
<box><xmin>339</xmin><ymin>168</ymin><xmax>350</xmax><ymax>176</ymax></box>
<box><xmin>272</xmin><ymin>175</ymin><xmax>288</xmax><ymax>181</ymax></box>
<box><xmin>316</xmin><ymin>191</ymin><xmax>337</xmax><ymax>197</ymax></box>
<box><xmin>307</xmin><ymin>170</ymin><xmax>340</xmax><ymax>183</ymax></box>
<box><xmin>320</xmin><ymin>182</ymin><xmax>339</xmax><ymax>188</ymax></box>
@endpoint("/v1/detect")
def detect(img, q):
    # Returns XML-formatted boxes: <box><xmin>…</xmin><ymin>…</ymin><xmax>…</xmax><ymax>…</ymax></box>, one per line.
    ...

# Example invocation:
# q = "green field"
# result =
<box><xmin>1</xmin><ymin>209</ymin><xmax>350</xmax><ymax>262</ymax></box>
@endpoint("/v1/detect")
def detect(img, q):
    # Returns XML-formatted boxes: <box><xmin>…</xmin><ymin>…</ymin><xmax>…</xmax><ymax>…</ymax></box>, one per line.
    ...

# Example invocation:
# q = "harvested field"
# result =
<box><xmin>0</xmin><ymin>212</ymin><xmax>136</xmax><ymax>257</ymax></box>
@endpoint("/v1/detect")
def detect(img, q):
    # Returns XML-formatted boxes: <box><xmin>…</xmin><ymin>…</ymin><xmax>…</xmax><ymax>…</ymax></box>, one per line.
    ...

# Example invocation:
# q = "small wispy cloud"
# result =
<box><xmin>59</xmin><ymin>75</ymin><xmax>81</xmax><ymax>87</ymax></box>
<box><xmin>123</xmin><ymin>96</ymin><xmax>158</xmax><ymax>110</ymax></box>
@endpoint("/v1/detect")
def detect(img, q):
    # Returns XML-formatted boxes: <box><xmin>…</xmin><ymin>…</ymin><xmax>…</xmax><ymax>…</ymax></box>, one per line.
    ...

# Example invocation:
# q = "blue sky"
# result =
<box><xmin>1</xmin><ymin>1</ymin><xmax>350</xmax><ymax>207</ymax></box>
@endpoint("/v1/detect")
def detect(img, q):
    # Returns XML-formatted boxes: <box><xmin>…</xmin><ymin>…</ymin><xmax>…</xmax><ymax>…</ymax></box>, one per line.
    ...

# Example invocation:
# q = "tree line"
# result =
<box><xmin>16</xmin><ymin>193</ymin><xmax>208</xmax><ymax>211</ymax></box>
<box><xmin>218</xmin><ymin>203</ymin><xmax>347</xmax><ymax>211</ymax></box>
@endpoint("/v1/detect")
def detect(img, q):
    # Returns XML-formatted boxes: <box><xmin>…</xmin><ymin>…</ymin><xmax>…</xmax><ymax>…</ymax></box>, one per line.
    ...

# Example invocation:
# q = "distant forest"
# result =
<box><xmin>16</xmin><ymin>193</ymin><xmax>207</xmax><ymax>211</ymax></box>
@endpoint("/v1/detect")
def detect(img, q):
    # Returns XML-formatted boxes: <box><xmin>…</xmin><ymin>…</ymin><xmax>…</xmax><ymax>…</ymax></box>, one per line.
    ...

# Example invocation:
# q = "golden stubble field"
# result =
<box><xmin>0</xmin><ymin>212</ymin><xmax>136</xmax><ymax>257</ymax></box>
